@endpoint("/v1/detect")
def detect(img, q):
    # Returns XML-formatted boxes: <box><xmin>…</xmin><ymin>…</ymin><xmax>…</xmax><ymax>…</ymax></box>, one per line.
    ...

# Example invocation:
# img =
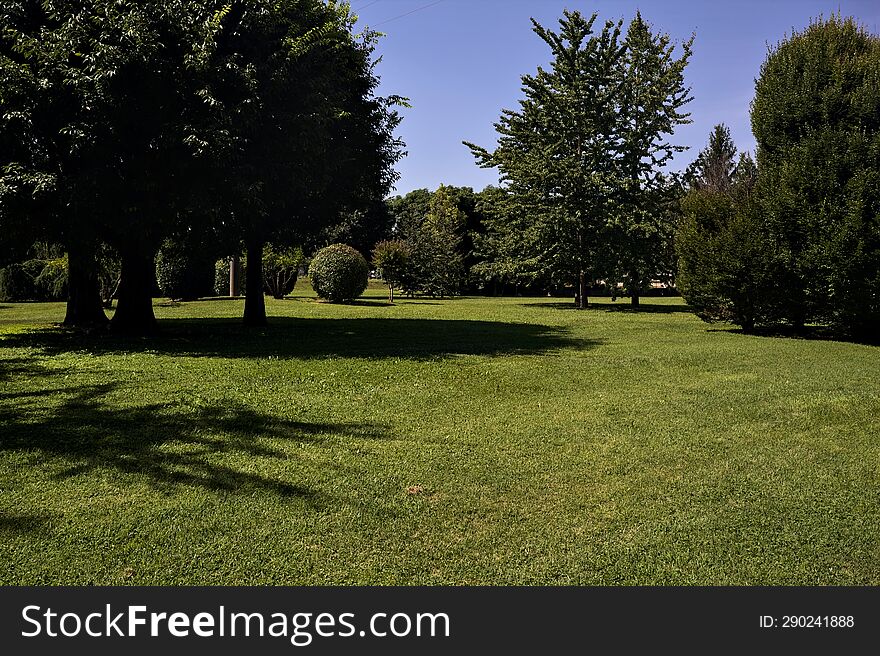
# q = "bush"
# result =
<box><xmin>0</xmin><ymin>256</ymin><xmax>67</xmax><ymax>302</ymax></box>
<box><xmin>676</xmin><ymin>189</ymin><xmax>785</xmax><ymax>331</ymax></box>
<box><xmin>263</xmin><ymin>244</ymin><xmax>303</xmax><ymax>299</ymax></box>
<box><xmin>309</xmin><ymin>244</ymin><xmax>369</xmax><ymax>302</ymax></box>
<box><xmin>0</xmin><ymin>262</ymin><xmax>38</xmax><ymax>301</ymax></box>
<box><xmin>155</xmin><ymin>240</ymin><xmax>215</xmax><ymax>300</ymax></box>
<box><xmin>372</xmin><ymin>240</ymin><xmax>410</xmax><ymax>301</ymax></box>
<box><xmin>34</xmin><ymin>256</ymin><xmax>68</xmax><ymax>300</ymax></box>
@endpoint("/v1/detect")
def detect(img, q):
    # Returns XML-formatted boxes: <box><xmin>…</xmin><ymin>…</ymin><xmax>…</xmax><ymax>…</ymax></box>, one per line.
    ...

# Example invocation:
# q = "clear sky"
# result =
<box><xmin>350</xmin><ymin>0</ymin><xmax>880</xmax><ymax>196</ymax></box>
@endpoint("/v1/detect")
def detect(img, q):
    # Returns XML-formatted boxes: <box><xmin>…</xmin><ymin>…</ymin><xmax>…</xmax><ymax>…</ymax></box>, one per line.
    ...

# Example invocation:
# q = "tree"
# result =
<box><xmin>684</xmin><ymin>124</ymin><xmax>737</xmax><ymax>192</ymax></box>
<box><xmin>676</xmin><ymin>132</ymin><xmax>784</xmax><ymax>330</ymax></box>
<box><xmin>598</xmin><ymin>12</ymin><xmax>692</xmax><ymax>306</ymax></box>
<box><xmin>0</xmin><ymin>0</ymin><xmax>113</xmax><ymax>327</ymax></box>
<box><xmin>467</xmin><ymin>10</ymin><xmax>691</xmax><ymax>308</ymax></box>
<box><xmin>1</xmin><ymin>1</ymin><xmax>402</xmax><ymax>334</ymax></box>
<box><xmin>418</xmin><ymin>185</ymin><xmax>467</xmax><ymax>297</ymax></box>
<box><xmin>0</xmin><ymin>1</ymin><xmax>235</xmax><ymax>333</ymax></box>
<box><xmin>371</xmin><ymin>240</ymin><xmax>409</xmax><ymax>302</ymax></box>
<box><xmin>468</xmin><ymin>11</ymin><xmax>625</xmax><ymax>309</ymax></box>
<box><xmin>468</xmin><ymin>185</ymin><xmax>544</xmax><ymax>294</ymax></box>
<box><xmin>751</xmin><ymin>15</ymin><xmax>880</xmax><ymax>336</ymax></box>
<box><xmin>386</xmin><ymin>186</ymin><xmax>477</xmax><ymax>297</ymax></box>
<box><xmin>203</xmin><ymin>1</ymin><xmax>402</xmax><ymax>326</ymax></box>
<box><xmin>676</xmin><ymin>186</ymin><xmax>783</xmax><ymax>331</ymax></box>
<box><xmin>262</xmin><ymin>244</ymin><xmax>303</xmax><ymax>299</ymax></box>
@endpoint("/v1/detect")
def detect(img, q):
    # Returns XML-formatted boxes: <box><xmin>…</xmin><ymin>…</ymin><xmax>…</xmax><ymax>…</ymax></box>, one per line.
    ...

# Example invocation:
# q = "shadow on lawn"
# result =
<box><xmin>707</xmin><ymin>325</ymin><xmax>880</xmax><ymax>346</ymax></box>
<box><xmin>0</xmin><ymin>316</ymin><xmax>597</xmax><ymax>360</ymax></box>
<box><xmin>0</xmin><ymin>381</ymin><xmax>389</xmax><ymax>506</ymax></box>
<box><xmin>0</xmin><ymin>513</ymin><xmax>52</xmax><ymax>535</ymax></box>
<box><xmin>520</xmin><ymin>300</ymin><xmax>693</xmax><ymax>314</ymax></box>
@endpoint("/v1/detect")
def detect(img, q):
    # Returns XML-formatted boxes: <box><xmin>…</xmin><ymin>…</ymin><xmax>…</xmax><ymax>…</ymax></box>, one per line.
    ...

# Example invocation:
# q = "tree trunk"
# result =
<box><xmin>243</xmin><ymin>237</ymin><xmax>267</xmax><ymax>326</ymax></box>
<box><xmin>229</xmin><ymin>255</ymin><xmax>240</xmax><ymax>297</ymax></box>
<box><xmin>388</xmin><ymin>284</ymin><xmax>394</xmax><ymax>303</ymax></box>
<box><xmin>630</xmin><ymin>270</ymin><xmax>640</xmax><ymax>306</ymax></box>
<box><xmin>111</xmin><ymin>244</ymin><xmax>158</xmax><ymax>334</ymax></box>
<box><xmin>578</xmin><ymin>270</ymin><xmax>588</xmax><ymax>309</ymax></box>
<box><xmin>63</xmin><ymin>239</ymin><xmax>108</xmax><ymax>328</ymax></box>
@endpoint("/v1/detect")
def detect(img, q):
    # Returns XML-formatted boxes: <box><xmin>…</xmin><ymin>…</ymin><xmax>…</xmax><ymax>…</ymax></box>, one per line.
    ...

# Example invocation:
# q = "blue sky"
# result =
<box><xmin>350</xmin><ymin>0</ymin><xmax>880</xmax><ymax>196</ymax></box>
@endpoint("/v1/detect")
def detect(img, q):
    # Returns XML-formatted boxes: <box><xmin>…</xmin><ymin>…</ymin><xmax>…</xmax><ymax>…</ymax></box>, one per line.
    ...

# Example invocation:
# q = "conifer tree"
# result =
<box><xmin>605</xmin><ymin>12</ymin><xmax>692</xmax><ymax>305</ymax></box>
<box><xmin>467</xmin><ymin>10</ymin><xmax>691</xmax><ymax>308</ymax></box>
<box><xmin>467</xmin><ymin>11</ymin><xmax>625</xmax><ymax>308</ymax></box>
<box><xmin>684</xmin><ymin>124</ymin><xmax>738</xmax><ymax>192</ymax></box>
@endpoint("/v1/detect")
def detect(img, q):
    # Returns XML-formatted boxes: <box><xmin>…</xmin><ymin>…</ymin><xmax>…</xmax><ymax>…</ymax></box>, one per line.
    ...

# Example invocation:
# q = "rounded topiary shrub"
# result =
<box><xmin>309</xmin><ymin>244</ymin><xmax>369</xmax><ymax>303</ymax></box>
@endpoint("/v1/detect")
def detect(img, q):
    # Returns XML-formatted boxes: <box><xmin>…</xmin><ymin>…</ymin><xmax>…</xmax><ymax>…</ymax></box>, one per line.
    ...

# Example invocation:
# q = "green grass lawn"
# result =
<box><xmin>1</xmin><ymin>281</ymin><xmax>878</xmax><ymax>585</ymax></box>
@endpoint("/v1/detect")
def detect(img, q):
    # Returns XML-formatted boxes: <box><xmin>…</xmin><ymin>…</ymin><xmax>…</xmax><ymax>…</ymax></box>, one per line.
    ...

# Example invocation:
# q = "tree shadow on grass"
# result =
<box><xmin>0</xmin><ymin>513</ymin><xmax>51</xmax><ymax>535</ymax></box>
<box><xmin>0</xmin><ymin>356</ymin><xmax>62</xmax><ymax>383</ymax></box>
<box><xmin>0</xmin><ymin>381</ymin><xmax>390</xmax><ymax>512</ymax></box>
<box><xmin>707</xmin><ymin>325</ymin><xmax>880</xmax><ymax>347</ymax></box>
<box><xmin>0</xmin><ymin>317</ymin><xmax>598</xmax><ymax>360</ymax></box>
<box><xmin>519</xmin><ymin>300</ymin><xmax>693</xmax><ymax>314</ymax></box>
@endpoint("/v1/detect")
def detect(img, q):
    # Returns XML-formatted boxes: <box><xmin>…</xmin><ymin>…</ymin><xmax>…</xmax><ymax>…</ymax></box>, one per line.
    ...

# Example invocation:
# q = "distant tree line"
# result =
<box><xmin>373</xmin><ymin>11</ymin><xmax>877</xmax><ymax>340</ymax></box>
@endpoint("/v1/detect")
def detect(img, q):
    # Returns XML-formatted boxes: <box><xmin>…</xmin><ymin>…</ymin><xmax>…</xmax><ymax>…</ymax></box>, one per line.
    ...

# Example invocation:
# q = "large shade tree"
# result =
<box><xmin>203</xmin><ymin>1</ymin><xmax>403</xmax><ymax>326</ymax></box>
<box><xmin>0</xmin><ymin>1</ymin><xmax>238</xmax><ymax>332</ymax></box>
<box><xmin>1</xmin><ymin>0</ymin><xmax>402</xmax><ymax>333</ymax></box>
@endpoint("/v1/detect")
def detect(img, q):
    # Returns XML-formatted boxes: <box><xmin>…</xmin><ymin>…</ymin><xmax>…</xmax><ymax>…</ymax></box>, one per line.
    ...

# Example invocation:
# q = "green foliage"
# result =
<box><xmin>684</xmin><ymin>124</ymin><xmax>738</xmax><ymax>192</ymax></box>
<box><xmin>609</xmin><ymin>13</ymin><xmax>693</xmax><ymax>301</ymax></box>
<box><xmin>475</xmin><ymin>186</ymin><xmax>544</xmax><ymax>290</ymax></box>
<box><xmin>308</xmin><ymin>244</ymin><xmax>369</xmax><ymax>303</ymax></box>
<box><xmin>0</xmin><ymin>243</ymin><xmax>68</xmax><ymax>302</ymax></box>
<box><xmin>263</xmin><ymin>244</ymin><xmax>303</xmax><ymax>299</ymax></box>
<box><xmin>419</xmin><ymin>186</ymin><xmax>467</xmax><ymax>297</ymax></box>
<box><xmin>0</xmin><ymin>0</ymin><xmax>403</xmax><ymax>330</ymax></box>
<box><xmin>155</xmin><ymin>241</ymin><xmax>215</xmax><ymax>301</ymax></box>
<box><xmin>466</xmin><ymin>10</ymin><xmax>691</xmax><ymax>304</ymax></box>
<box><xmin>209</xmin><ymin>0</ymin><xmax>404</xmax><ymax>323</ymax></box>
<box><xmin>33</xmin><ymin>256</ymin><xmax>68</xmax><ymax>301</ymax></box>
<box><xmin>0</xmin><ymin>262</ymin><xmax>38</xmax><ymax>302</ymax></box>
<box><xmin>751</xmin><ymin>14</ymin><xmax>880</xmax><ymax>335</ymax></box>
<box><xmin>676</xmin><ymin>128</ymin><xmax>785</xmax><ymax>330</ymax></box>
<box><xmin>386</xmin><ymin>186</ymin><xmax>474</xmax><ymax>296</ymax></box>
<box><xmin>214</xmin><ymin>258</ymin><xmax>246</xmax><ymax>297</ymax></box>
<box><xmin>371</xmin><ymin>240</ymin><xmax>410</xmax><ymax>301</ymax></box>
<box><xmin>676</xmin><ymin>188</ymin><xmax>783</xmax><ymax>330</ymax></box>
<box><xmin>388</xmin><ymin>188</ymin><xmax>432</xmax><ymax>294</ymax></box>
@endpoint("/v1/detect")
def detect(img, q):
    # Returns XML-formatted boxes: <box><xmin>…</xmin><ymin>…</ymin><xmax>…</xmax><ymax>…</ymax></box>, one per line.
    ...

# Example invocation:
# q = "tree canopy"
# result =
<box><xmin>0</xmin><ymin>0</ymin><xmax>403</xmax><ymax>332</ymax></box>
<box><xmin>466</xmin><ymin>10</ymin><xmax>691</xmax><ymax>307</ymax></box>
<box><xmin>752</xmin><ymin>14</ymin><xmax>880</xmax><ymax>335</ymax></box>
